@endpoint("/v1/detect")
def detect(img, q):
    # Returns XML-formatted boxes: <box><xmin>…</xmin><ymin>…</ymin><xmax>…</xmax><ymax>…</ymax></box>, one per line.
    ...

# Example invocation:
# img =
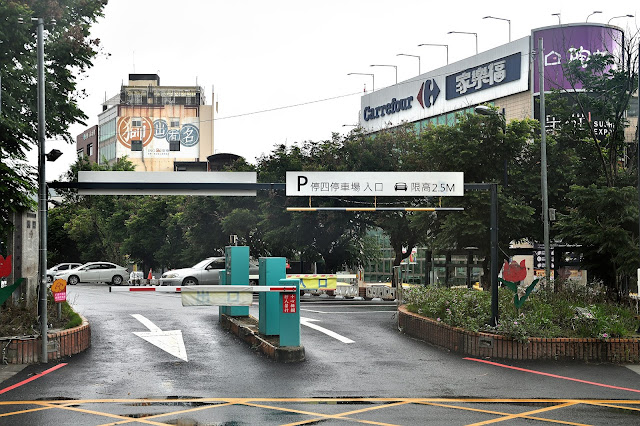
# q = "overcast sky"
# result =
<box><xmin>35</xmin><ymin>0</ymin><xmax>638</xmax><ymax>180</ymax></box>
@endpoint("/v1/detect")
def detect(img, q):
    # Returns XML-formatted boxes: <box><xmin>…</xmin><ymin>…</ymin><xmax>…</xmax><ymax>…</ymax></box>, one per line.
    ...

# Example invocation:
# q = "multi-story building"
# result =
<box><xmin>359</xmin><ymin>23</ymin><xmax>634</xmax><ymax>285</ymax></box>
<box><xmin>95</xmin><ymin>74</ymin><xmax>215</xmax><ymax>171</ymax></box>
<box><xmin>76</xmin><ymin>125</ymin><xmax>98</xmax><ymax>163</ymax></box>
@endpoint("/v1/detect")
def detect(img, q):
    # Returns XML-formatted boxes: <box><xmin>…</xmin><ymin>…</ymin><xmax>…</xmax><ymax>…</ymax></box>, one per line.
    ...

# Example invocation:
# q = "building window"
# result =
<box><xmin>132</xmin><ymin>117</ymin><xmax>142</xmax><ymax>127</ymax></box>
<box><xmin>170</xmin><ymin>117</ymin><xmax>180</xmax><ymax>127</ymax></box>
<box><xmin>169</xmin><ymin>140</ymin><xmax>180</xmax><ymax>151</ymax></box>
<box><xmin>77</xmin><ymin>148</ymin><xmax>84</xmax><ymax>157</ymax></box>
<box><xmin>131</xmin><ymin>140</ymin><xmax>142</xmax><ymax>151</ymax></box>
<box><xmin>87</xmin><ymin>143</ymin><xmax>93</xmax><ymax>156</ymax></box>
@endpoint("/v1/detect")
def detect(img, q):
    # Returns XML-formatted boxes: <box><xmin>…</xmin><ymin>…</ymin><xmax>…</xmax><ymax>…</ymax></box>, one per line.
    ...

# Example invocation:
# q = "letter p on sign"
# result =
<box><xmin>297</xmin><ymin>175</ymin><xmax>308</xmax><ymax>191</ymax></box>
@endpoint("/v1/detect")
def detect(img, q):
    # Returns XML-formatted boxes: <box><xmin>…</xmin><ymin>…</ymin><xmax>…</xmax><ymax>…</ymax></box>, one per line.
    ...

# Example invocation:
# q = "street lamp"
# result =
<box><xmin>483</xmin><ymin>16</ymin><xmax>511</xmax><ymax>42</ymax></box>
<box><xmin>370</xmin><ymin>64</ymin><xmax>398</xmax><ymax>85</ymax></box>
<box><xmin>447</xmin><ymin>31</ymin><xmax>478</xmax><ymax>54</ymax></box>
<box><xmin>418</xmin><ymin>43</ymin><xmax>449</xmax><ymax>65</ymax></box>
<box><xmin>475</xmin><ymin>105</ymin><xmax>508</xmax><ymax>186</ymax></box>
<box><xmin>347</xmin><ymin>72</ymin><xmax>375</xmax><ymax>92</ymax></box>
<box><xmin>19</xmin><ymin>16</ymin><xmax>56</xmax><ymax>363</ymax></box>
<box><xmin>586</xmin><ymin>11</ymin><xmax>602</xmax><ymax>22</ymax></box>
<box><xmin>551</xmin><ymin>13</ymin><xmax>561</xmax><ymax>24</ymax></box>
<box><xmin>608</xmin><ymin>14</ymin><xmax>634</xmax><ymax>24</ymax></box>
<box><xmin>396</xmin><ymin>53</ymin><xmax>421</xmax><ymax>75</ymax></box>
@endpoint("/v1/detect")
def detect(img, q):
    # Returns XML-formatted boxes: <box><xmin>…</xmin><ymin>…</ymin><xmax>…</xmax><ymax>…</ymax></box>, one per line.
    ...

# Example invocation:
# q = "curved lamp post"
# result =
<box><xmin>370</xmin><ymin>64</ymin><xmax>398</xmax><ymax>85</ymax></box>
<box><xmin>347</xmin><ymin>72</ymin><xmax>375</xmax><ymax>92</ymax></box>
<box><xmin>447</xmin><ymin>31</ymin><xmax>478</xmax><ymax>54</ymax></box>
<box><xmin>418</xmin><ymin>43</ymin><xmax>449</xmax><ymax>65</ymax></box>
<box><xmin>483</xmin><ymin>16</ymin><xmax>511</xmax><ymax>42</ymax></box>
<box><xmin>586</xmin><ymin>11</ymin><xmax>602</xmax><ymax>22</ymax></box>
<box><xmin>396</xmin><ymin>53</ymin><xmax>421</xmax><ymax>75</ymax></box>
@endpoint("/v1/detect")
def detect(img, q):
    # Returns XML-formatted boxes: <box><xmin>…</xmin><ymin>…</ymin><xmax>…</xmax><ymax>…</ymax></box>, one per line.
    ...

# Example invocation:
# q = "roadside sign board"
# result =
<box><xmin>51</xmin><ymin>278</ymin><xmax>67</xmax><ymax>303</ymax></box>
<box><xmin>286</xmin><ymin>171</ymin><xmax>463</xmax><ymax>197</ymax></box>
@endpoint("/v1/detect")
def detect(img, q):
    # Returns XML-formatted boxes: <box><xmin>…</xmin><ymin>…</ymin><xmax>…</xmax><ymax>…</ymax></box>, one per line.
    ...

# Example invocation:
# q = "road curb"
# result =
<box><xmin>219</xmin><ymin>314</ymin><xmax>305</xmax><ymax>363</ymax></box>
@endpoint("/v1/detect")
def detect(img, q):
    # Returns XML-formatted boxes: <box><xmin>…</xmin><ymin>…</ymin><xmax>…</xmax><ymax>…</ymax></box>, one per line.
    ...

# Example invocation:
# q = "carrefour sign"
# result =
<box><xmin>359</xmin><ymin>36</ymin><xmax>529</xmax><ymax>131</ymax></box>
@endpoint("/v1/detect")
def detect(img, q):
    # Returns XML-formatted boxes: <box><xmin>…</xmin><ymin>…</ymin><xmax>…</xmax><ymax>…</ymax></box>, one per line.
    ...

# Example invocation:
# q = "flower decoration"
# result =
<box><xmin>499</xmin><ymin>258</ymin><xmax>539</xmax><ymax>310</ymax></box>
<box><xmin>0</xmin><ymin>254</ymin><xmax>24</xmax><ymax>305</ymax></box>
<box><xmin>0</xmin><ymin>254</ymin><xmax>12</xmax><ymax>277</ymax></box>
<box><xmin>502</xmin><ymin>259</ymin><xmax>527</xmax><ymax>282</ymax></box>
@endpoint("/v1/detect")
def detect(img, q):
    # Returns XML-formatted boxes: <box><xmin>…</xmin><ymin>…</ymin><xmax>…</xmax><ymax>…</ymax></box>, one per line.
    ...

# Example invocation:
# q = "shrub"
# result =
<box><xmin>404</xmin><ymin>282</ymin><xmax>638</xmax><ymax>341</ymax></box>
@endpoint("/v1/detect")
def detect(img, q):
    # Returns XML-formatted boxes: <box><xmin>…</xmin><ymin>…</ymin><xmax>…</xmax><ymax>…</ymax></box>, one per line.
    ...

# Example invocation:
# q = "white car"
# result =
<box><xmin>47</xmin><ymin>263</ymin><xmax>82</xmax><ymax>283</ymax></box>
<box><xmin>54</xmin><ymin>262</ymin><xmax>129</xmax><ymax>286</ymax></box>
<box><xmin>159</xmin><ymin>257</ymin><xmax>259</xmax><ymax>286</ymax></box>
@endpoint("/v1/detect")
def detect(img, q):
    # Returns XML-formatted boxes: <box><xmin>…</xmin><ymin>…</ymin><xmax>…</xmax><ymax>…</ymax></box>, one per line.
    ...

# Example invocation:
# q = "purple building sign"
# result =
<box><xmin>532</xmin><ymin>24</ymin><xmax>623</xmax><ymax>94</ymax></box>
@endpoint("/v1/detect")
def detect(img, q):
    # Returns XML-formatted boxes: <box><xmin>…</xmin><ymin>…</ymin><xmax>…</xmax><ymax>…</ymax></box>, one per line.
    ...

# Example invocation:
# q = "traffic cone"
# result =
<box><xmin>148</xmin><ymin>269</ymin><xmax>153</xmax><ymax>280</ymax></box>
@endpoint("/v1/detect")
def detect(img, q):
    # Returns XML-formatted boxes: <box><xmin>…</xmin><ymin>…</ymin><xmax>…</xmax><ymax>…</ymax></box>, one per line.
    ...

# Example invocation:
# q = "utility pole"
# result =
<box><xmin>36</xmin><ymin>17</ymin><xmax>48</xmax><ymax>363</ymax></box>
<box><xmin>538</xmin><ymin>37</ymin><xmax>552</xmax><ymax>286</ymax></box>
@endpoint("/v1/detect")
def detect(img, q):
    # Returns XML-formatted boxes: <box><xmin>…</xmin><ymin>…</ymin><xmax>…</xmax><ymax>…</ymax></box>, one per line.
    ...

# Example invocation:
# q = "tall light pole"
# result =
<box><xmin>418</xmin><ymin>43</ymin><xmax>449</xmax><ymax>65</ymax></box>
<box><xmin>608</xmin><ymin>14</ymin><xmax>634</xmax><ymax>24</ymax></box>
<box><xmin>347</xmin><ymin>72</ymin><xmax>375</xmax><ymax>92</ymax></box>
<box><xmin>586</xmin><ymin>11</ymin><xmax>602</xmax><ymax>22</ymax></box>
<box><xmin>475</xmin><ymin>105</ymin><xmax>508</xmax><ymax>186</ymax></box>
<box><xmin>483</xmin><ymin>16</ymin><xmax>511</xmax><ymax>42</ymax></box>
<box><xmin>448</xmin><ymin>31</ymin><xmax>478</xmax><ymax>54</ymax></box>
<box><xmin>538</xmin><ymin>37</ymin><xmax>551</xmax><ymax>285</ymax></box>
<box><xmin>35</xmin><ymin>16</ymin><xmax>48</xmax><ymax>363</ymax></box>
<box><xmin>396</xmin><ymin>53</ymin><xmax>421</xmax><ymax>75</ymax></box>
<box><xmin>551</xmin><ymin>13</ymin><xmax>561</xmax><ymax>24</ymax></box>
<box><xmin>370</xmin><ymin>64</ymin><xmax>397</xmax><ymax>85</ymax></box>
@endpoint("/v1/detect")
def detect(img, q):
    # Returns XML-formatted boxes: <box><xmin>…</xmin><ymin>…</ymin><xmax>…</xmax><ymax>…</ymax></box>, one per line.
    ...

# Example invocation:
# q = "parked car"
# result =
<box><xmin>159</xmin><ymin>257</ymin><xmax>259</xmax><ymax>286</ymax></box>
<box><xmin>54</xmin><ymin>262</ymin><xmax>128</xmax><ymax>286</ymax></box>
<box><xmin>46</xmin><ymin>263</ymin><xmax>82</xmax><ymax>283</ymax></box>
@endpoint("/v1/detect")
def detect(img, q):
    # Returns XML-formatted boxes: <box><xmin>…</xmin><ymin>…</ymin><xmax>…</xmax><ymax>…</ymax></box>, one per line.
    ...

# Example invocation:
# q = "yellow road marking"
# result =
<box><xmin>1</xmin><ymin>398</ymin><xmax>639</xmax><ymax>426</ymax></box>
<box><xmin>465</xmin><ymin>402</ymin><xmax>582</xmax><ymax>426</ymax></box>
<box><xmin>416</xmin><ymin>401</ymin><xmax>590</xmax><ymax>426</ymax></box>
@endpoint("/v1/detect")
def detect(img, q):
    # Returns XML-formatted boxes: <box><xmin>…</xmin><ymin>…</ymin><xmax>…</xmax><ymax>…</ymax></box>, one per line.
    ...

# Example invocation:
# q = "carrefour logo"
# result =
<box><xmin>363</xmin><ymin>96</ymin><xmax>414</xmax><ymax>121</ymax></box>
<box><xmin>417</xmin><ymin>78</ymin><xmax>440</xmax><ymax>109</ymax></box>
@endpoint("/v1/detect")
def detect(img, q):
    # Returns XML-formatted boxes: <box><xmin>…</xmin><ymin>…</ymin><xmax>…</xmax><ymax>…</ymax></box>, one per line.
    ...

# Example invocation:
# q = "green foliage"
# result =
<box><xmin>0</xmin><ymin>0</ymin><xmax>106</xmax><ymax>244</ymax></box>
<box><xmin>404</xmin><ymin>283</ymin><xmax>638</xmax><ymax>341</ymax></box>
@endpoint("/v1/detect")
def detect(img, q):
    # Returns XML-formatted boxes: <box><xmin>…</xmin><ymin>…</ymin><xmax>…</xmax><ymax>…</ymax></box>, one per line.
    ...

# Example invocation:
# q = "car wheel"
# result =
<box><xmin>183</xmin><ymin>277</ymin><xmax>198</xmax><ymax>286</ymax></box>
<box><xmin>47</xmin><ymin>275</ymin><xmax>53</xmax><ymax>283</ymax></box>
<box><xmin>68</xmin><ymin>275</ymin><xmax>79</xmax><ymax>285</ymax></box>
<box><xmin>112</xmin><ymin>275</ymin><xmax>123</xmax><ymax>286</ymax></box>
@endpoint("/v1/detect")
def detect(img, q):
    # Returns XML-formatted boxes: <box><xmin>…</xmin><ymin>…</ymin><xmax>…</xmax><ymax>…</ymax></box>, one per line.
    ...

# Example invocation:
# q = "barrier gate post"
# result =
<box><xmin>278</xmin><ymin>278</ymin><xmax>301</xmax><ymax>347</ymax></box>
<box><xmin>221</xmin><ymin>246</ymin><xmax>250</xmax><ymax>317</ymax></box>
<box><xmin>259</xmin><ymin>257</ymin><xmax>286</xmax><ymax>335</ymax></box>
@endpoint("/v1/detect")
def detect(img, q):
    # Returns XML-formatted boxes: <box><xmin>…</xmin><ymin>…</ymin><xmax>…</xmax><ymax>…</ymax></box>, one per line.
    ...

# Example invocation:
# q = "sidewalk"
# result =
<box><xmin>0</xmin><ymin>364</ymin><xmax>27</xmax><ymax>385</ymax></box>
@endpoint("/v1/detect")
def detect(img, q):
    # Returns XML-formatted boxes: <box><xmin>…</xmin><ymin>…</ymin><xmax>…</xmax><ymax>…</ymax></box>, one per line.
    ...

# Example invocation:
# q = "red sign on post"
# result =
<box><xmin>282</xmin><ymin>294</ymin><xmax>297</xmax><ymax>313</ymax></box>
<box><xmin>54</xmin><ymin>290</ymin><xmax>66</xmax><ymax>303</ymax></box>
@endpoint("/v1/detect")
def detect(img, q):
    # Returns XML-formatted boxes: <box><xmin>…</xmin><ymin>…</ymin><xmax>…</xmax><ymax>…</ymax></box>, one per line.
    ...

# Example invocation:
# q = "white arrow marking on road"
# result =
<box><xmin>300</xmin><ymin>317</ymin><xmax>354</xmax><ymax>344</ymax></box>
<box><xmin>131</xmin><ymin>314</ymin><xmax>188</xmax><ymax>361</ymax></box>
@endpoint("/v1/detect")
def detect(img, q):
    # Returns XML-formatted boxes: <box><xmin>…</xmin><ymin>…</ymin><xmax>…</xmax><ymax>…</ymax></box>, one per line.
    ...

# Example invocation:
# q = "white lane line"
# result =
<box><xmin>300</xmin><ymin>317</ymin><xmax>355</xmax><ymax>344</ymax></box>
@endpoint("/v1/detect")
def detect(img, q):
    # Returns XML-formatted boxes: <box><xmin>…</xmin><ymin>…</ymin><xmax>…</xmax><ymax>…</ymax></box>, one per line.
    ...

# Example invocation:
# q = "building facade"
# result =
<box><xmin>359</xmin><ymin>23</ymin><xmax>634</xmax><ymax>285</ymax></box>
<box><xmin>95</xmin><ymin>74</ymin><xmax>215</xmax><ymax>171</ymax></box>
<box><xmin>76</xmin><ymin>125</ymin><xmax>98</xmax><ymax>163</ymax></box>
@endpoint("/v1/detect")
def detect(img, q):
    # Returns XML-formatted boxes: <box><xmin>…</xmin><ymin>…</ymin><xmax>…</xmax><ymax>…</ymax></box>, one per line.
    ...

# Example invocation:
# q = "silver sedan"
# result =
<box><xmin>54</xmin><ymin>262</ymin><xmax>129</xmax><ymax>286</ymax></box>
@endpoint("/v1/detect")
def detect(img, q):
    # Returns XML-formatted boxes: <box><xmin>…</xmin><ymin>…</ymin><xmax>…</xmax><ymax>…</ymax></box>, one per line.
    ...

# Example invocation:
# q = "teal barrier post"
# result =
<box><xmin>259</xmin><ymin>257</ymin><xmax>286</xmax><ymax>335</ymax></box>
<box><xmin>278</xmin><ymin>278</ymin><xmax>301</xmax><ymax>347</ymax></box>
<box><xmin>224</xmin><ymin>246</ymin><xmax>250</xmax><ymax>317</ymax></box>
<box><xmin>219</xmin><ymin>268</ymin><xmax>228</xmax><ymax>318</ymax></box>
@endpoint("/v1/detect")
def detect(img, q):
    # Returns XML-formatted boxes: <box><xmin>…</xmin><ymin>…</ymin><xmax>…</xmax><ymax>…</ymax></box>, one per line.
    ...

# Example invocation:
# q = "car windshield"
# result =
<box><xmin>192</xmin><ymin>258</ymin><xmax>216</xmax><ymax>269</ymax></box>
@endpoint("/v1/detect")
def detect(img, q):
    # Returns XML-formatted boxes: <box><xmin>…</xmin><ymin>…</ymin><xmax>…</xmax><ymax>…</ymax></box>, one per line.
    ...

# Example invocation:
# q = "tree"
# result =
<box><xmin>547</xmin><ymin>38</ymin><xmax>640</xmax><ymax>294</ymax></box>
<box><xmin>0</xmin><ymin>0</ymin><xmax>107</xmax><ymax>246</ymax></box>
<box><xmin>415</xmin><ymin>112</ymin><xmax>539</xmax><ymax>287</ymax></box>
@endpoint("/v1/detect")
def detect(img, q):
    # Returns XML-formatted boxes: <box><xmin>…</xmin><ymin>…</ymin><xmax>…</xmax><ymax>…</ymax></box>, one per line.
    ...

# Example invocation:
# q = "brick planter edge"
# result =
<box><xmin>398</xmin><ymin>305</ymin><xmax>640</xmax><ymax>363</ymax></box>
<box><xmin>2</xmin><ymin>316</ymin><xmax>91</xmax><ymax>364</ymax></box>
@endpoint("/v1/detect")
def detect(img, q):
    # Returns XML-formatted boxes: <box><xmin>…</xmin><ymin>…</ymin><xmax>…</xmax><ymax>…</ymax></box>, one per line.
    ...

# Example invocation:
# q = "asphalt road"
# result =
<box><xmin>1</xmin><ymin>284</ymin><xmax>640</xmax><ymax>425</ymax></box>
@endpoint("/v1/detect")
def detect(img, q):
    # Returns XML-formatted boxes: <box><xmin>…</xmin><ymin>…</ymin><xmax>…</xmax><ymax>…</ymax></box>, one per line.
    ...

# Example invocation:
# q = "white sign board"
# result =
<box><xmin>286</xmin><ymin>172</ymin><xmax>463</xmax><ymax>197</ymax></box>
